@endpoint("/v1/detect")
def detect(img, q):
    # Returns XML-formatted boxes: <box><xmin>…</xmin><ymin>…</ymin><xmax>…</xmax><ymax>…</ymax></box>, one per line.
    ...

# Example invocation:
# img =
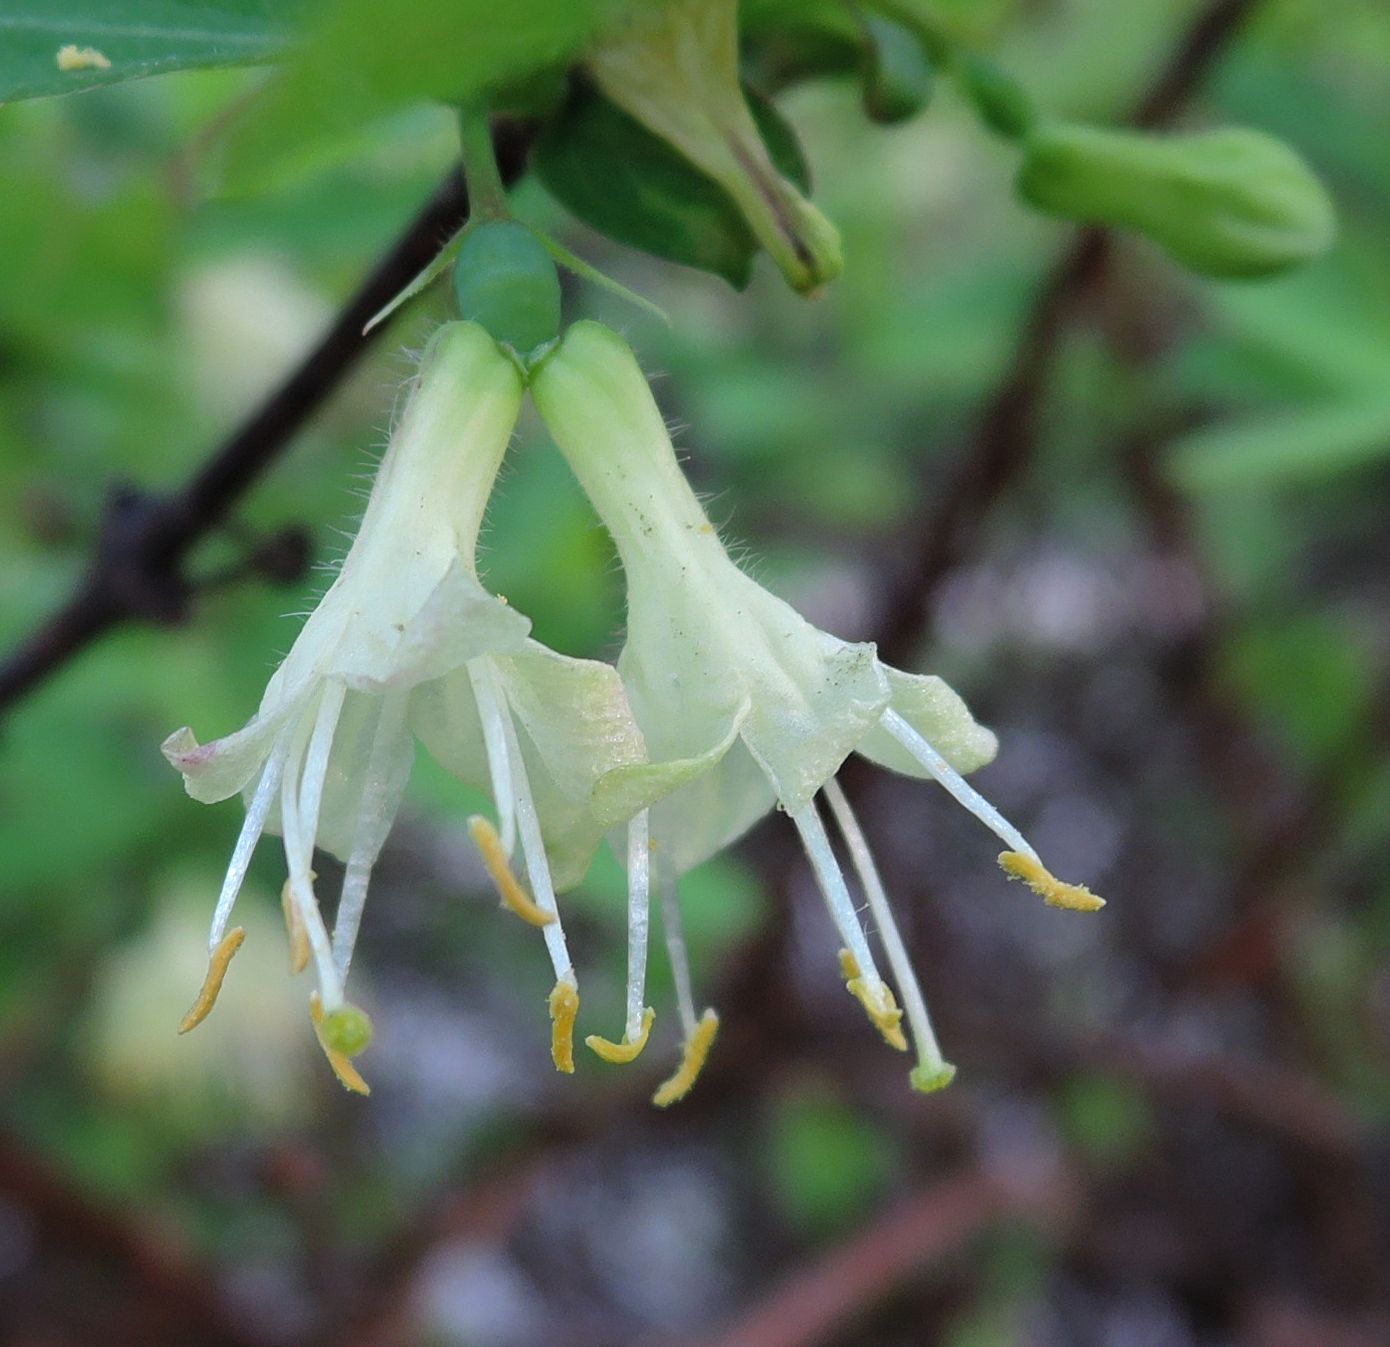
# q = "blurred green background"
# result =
<box><xmin>2</xmin><ymin>1</ymin><xmax>1389</xmax><ymax>1344</ymax></box>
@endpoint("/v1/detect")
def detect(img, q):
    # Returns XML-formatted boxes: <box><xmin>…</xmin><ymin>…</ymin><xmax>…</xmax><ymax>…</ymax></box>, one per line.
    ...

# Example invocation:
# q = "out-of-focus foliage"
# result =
<box><xmin>0</xmin><ymin>1</ymin><xmax>297</xmax><ymax>101</ymax></box>
<box><xmin>533</xmin><ymin>84</ymin><xmax>810</xmax><ymax>289</ymax></box>
<box><xmin>2</xmin><ymin>0</ymin><xmax>1390</xmax><ymax>1342</ymax></box>
<box><xmin>219</xmin><ymin>0</ymin><xmax>638</xmax><ymax>190</ymax></box>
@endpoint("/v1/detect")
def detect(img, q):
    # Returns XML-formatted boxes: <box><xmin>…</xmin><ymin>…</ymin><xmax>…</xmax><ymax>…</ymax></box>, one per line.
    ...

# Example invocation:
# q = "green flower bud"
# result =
<box><xmin>1017</xmin><ymin>123</ymin><xmax>1336</xmax><ymax>279</ymax></box>
<box><xmin>588</xmin><ymin>0</ymin><xmax>843</xmax><ymax>294</ymax></box>
<box><xmin>453</xmin><ymin>221</ymin><xmax>562</xmax><ymax>355</ymax></box>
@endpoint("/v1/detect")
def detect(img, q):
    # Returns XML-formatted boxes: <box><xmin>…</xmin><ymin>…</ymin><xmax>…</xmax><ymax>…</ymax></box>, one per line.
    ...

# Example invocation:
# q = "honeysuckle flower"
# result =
<box><xmin>531</xmin><ymin>321</ymin><xmax>1104</xmax><ymax>1100</ymax></box>
<box><xmin>587</xmin><ymin>0</ymin><xmax>843</xmax><ymax>294</ymax></box>
<box><xmin>163</xmin><ymin>321</ymin><xmax>648</xmax><ymax>1090</ymax></box>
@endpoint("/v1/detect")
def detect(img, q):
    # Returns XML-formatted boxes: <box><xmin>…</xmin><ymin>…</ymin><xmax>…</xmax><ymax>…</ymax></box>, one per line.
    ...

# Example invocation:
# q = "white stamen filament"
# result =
<box><xmin>789</xmin><ymin>799</ymin><xmax>886</xmax><ymax>996</ymax></box>
<box><xmin>624</xmin><ymin>810</ymin><xmax>652</xmax><ymax>1042</ymax></box>
<box><xmin>208</xmin><ymin>726</ymin><xmax>291</xmax><ymax>951</ymax></box>
<box><xmin>880</xmin><ymin>709</ymin><xmax>1038</xmax><ymax>861</ymax></box>
<box><xmin>280</xmin><ymin>682</ymin><xmax>348</xmax><ymax>1008</ymax></box>
<box><xmin>659</xmin><ymin>868</ymin><xmax>698</xmax><ymax>1039</ymax></box>
<box><xmin>332</xmin><ymin>691</ymin><xmax>410</xmax><ymax>979</ymax></box>
<box><xmin>468</xmin><ymin>660</ymin><xmax>517</xmax><ymax>856</ymax></box>
<box><xmin>475</xmin><ymin>660</ymin><xmax>573</xmax><ymax>980</ymax></box>
<box><xmin>822</xmin><ymin>778</ymin><xmax>951</xmax><ymax>1079</ymax></box>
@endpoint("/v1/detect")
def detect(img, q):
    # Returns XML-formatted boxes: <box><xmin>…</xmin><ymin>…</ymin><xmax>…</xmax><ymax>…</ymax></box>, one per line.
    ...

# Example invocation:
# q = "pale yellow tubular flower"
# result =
<box><xmin>165</xmin><ymin>323</ymin><xmax>530</xmax><ymax>1086</ymax></box>
<box><xmin>166</xmin><ymin>318</ymin><xmax>663</xmax><ymax>1093</ymax></box>
<box><xmin>532</xmin><ymin>321</ymin><xmax>1106</xmax><ymax>1096</ymax></box>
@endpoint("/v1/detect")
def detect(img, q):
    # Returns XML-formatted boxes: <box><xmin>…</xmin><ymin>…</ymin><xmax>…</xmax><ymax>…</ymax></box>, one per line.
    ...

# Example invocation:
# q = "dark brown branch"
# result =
<box><xmin>0</xmin><ymin>1128</ymin><xmax>267</xmax><ymax>1347</ymax></box>
<box><xmin>876</xmin><ymin>0</ymin><xmax>1260</xmax><ymax>667</ymax></box>
<box><xmin>0</xmin><ymin>125</ymin><xmax>533</xmax><ymax>717</ymax></box>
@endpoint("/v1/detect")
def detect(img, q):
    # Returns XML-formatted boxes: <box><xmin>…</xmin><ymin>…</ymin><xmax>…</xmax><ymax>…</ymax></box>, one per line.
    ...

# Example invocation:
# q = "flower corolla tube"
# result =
<box><xmin>164</xmin><ymin>322</ymin><xmax>649</xmax><ymax>1090</ymax></box>
<box><xmin>531</xmin><ymin>321</ymin><xmax>1104</xmax><ymax>1100</ymax></box>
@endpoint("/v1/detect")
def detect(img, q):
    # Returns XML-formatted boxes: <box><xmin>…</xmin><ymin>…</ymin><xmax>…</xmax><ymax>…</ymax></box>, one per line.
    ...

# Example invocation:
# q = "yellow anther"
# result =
<box><xmin>839</xmin><ymin>948</ymin><xmax>908</xmax><ymax>1051</ymax></box>
<box><xmin>56</xmin><ymin>45</ymin><xmax>112</xmax><ymax>72</ymax></box>
<box><xmin>177</xmin><ymin>927</ymin><xmax>245</xmax><ymax>1034</ymax></box>
<box><xmin>549</xmin><ymin>975</ymin><xmax>580</xmax><ymax>1073</ymax></box>
<box><xmin>468</xmin><ymin>815</ymin><xmax>555</xmax><ymax>927</ymax></box>
<box><xmin>309</xmin><ymin>992</ymin><xmax>371</xmax><ymax>1095</ymax></box>
<box><xmin>652</xmin><ymin>1009</ymin><xmax>719</xmax><ymax>1108</ymax></box>
<box><xmin>586</xmin><ymin>1006</ymin><xmax>656</xmax><ymax>1063</ymax></box>
<box><xmin>998</xmin><ymin>851</ymin><xmax>1105</xmax><ymax>912</ymax></box>
<box><xmin>281</xmin><ymin>876</ymin><xmax>311</xmax><ymax>974</ymax></box>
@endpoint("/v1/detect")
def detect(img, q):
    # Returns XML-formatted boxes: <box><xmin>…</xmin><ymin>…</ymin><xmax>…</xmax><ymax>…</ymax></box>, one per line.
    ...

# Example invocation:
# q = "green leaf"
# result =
<box><xmin>860</xmin><ymin>14</ymin><xmax>934</xmax><ymax>125</ymax></box>
<box><xmin>533</xmin><ymin>82</ymin><xmax>810</xmax><ymax>288</ymax></box>
<box><xmin>1222</xmin><ymin>615</ymin><xmax>1374</xmax><ymax>768</ymax></box>
<box><xmin>766</xmin><ymin>1089</ymin><xmax>896</xmax><ymax>1235</ymax></box>
<box><xmin>0</xmin><ymin>1</ymin><xmax>296</xmax><ymax>103</ymax></box>
<box><xmin>1168</xmin><ymin>396</ymin><xmax>1390</xmax><ymax>490</ymax></box>
<box><xmin>220</xmin><ymin>0</ymin><xmax>632</xmax><ymax>191</ymax></box>
<box><xmin>1196</xmin><ymin>261</ymin><xmax>1390</xmax><ymax>398</ymax></box>
<box><xmin>740</xmin><ymin>0</ymin><xmax>862</xmax><ymax>89</ymax></box>
<box><xmin>1057</xmin><ymin>1074</ymin><xmax>1151</xmax><ymax>1164</ymax></box>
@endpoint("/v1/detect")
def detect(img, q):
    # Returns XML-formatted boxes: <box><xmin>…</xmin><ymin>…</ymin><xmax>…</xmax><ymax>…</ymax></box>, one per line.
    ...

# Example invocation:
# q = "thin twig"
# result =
<box><xmin>682</xmin><ymin>1168</ymin><xmax>1066</xmax><ymax>1347</ymax></box>
<box><xmin>0</xmin><ymin>1129</ymin><xmax>267</xmax><ymax>1347</ymax></box>
<box><xmin>876</xmin><ymin>0</ymin><xmax>1260</xmax><ymax>667</ymax></box>
<box><xmin>0</xmin><ymin>126</ymin><xmax>532</xmax><ymax>717</ymax></box>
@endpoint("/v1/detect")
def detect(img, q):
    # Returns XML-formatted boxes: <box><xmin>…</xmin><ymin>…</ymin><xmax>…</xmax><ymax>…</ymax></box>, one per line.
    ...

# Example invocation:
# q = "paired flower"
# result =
<box><xmin>167</xmin><ymin>316</ymin><xmax>1103</xmax><ymax>1104</ymax></box>
<box><xmin>531</xmin><ymin>321</ymin><xmax>1102</xmax><ymax>1094</ymax></box>
<box><xmin>164</xmin><ymin>322</ymin><xmax>648</xmax><ymax>1091</ymax></box>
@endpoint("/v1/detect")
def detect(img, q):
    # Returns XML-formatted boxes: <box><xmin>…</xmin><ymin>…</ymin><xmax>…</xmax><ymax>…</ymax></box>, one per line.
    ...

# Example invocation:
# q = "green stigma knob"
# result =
<box><xmin>1017</xmin><ymin>123</ymin><xmax>1336</xmax><ymax>280</ymax></box>
<box><xmin>321</xmin><ymin>1004</ymin><xmax>374</xmax><ymax>1057</ymax></box>
<box><xmin>453</xmin><ymin>221</ymin><xmax>562</xmax><ymax>355</ymax></box>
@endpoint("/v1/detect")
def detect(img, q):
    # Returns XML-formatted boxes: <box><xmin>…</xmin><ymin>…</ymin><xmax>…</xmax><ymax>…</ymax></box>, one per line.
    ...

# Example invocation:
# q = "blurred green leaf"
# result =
<box><xmin>1197</xmin><ymin>259</ymin><xmax>1390</xmax><ymax>396</ymax></box>
<box><xmin>535</xmin><ymin>81</ymin><xmax>810</xmax><ymax>287</ymax></box>
<box><xmin>0</xmin><ymin>1</ymin><xmax>295</xmax><ymax>102</ymax></box>
<box><xmin>1168</xmin><ymin>396</ymin><xmax>1390</xmax><ymax>490</ymax></box>
<box><xmin>860</xmin><ymin>14</ymin><xmax>935</xmax><ymax>124</ymax></box>
<box><xmin>766</xmin><ymin>1088</ymin><xmax>896</xmax><ymax>1235</ymax></box>
<box><xmin>742</xmin><ymin>0</ymin><xmax>862</xmax><ymax>89</ymax></box>
<box><xmin>1058</xmin><ymin>1074</ymin><xmax>1152</xmax><ymax>1164</ymax></box>
<box><xmin>1223</xmin><ymin>613</ymin><xmax>1374</xmax><ymax>767</ymax></box>
<box><xmin>220</xmin><ymin>0</ymin><xmax>633</xmax><ymax>191</ymax></box>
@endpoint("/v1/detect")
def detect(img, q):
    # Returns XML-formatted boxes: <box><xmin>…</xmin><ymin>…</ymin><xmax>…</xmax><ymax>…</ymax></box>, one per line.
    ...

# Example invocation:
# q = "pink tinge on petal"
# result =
<box><xmin>161</xmin><ymin>702</ymin><xmax>295</xmax><ymax>805</ymax></box>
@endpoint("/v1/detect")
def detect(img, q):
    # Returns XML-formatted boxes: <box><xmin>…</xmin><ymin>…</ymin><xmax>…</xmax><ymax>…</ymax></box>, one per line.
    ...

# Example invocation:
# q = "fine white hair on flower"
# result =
<box><xmin>532</xmin><ymin>319</ymin><xmax>1105</xmax><ymax>1100</ymax></box>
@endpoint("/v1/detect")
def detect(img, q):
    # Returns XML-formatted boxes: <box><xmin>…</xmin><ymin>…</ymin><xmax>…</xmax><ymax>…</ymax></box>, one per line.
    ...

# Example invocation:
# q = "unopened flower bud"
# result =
<box><xmin>1017</xmin><ymin>123</ymin><xmax>1336</xmax><ymax>279</ymax></box>
<box><xmin>588</xmin><ymin>0</ymin><xmax>843</xmax><ymax>293</ymax></box>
